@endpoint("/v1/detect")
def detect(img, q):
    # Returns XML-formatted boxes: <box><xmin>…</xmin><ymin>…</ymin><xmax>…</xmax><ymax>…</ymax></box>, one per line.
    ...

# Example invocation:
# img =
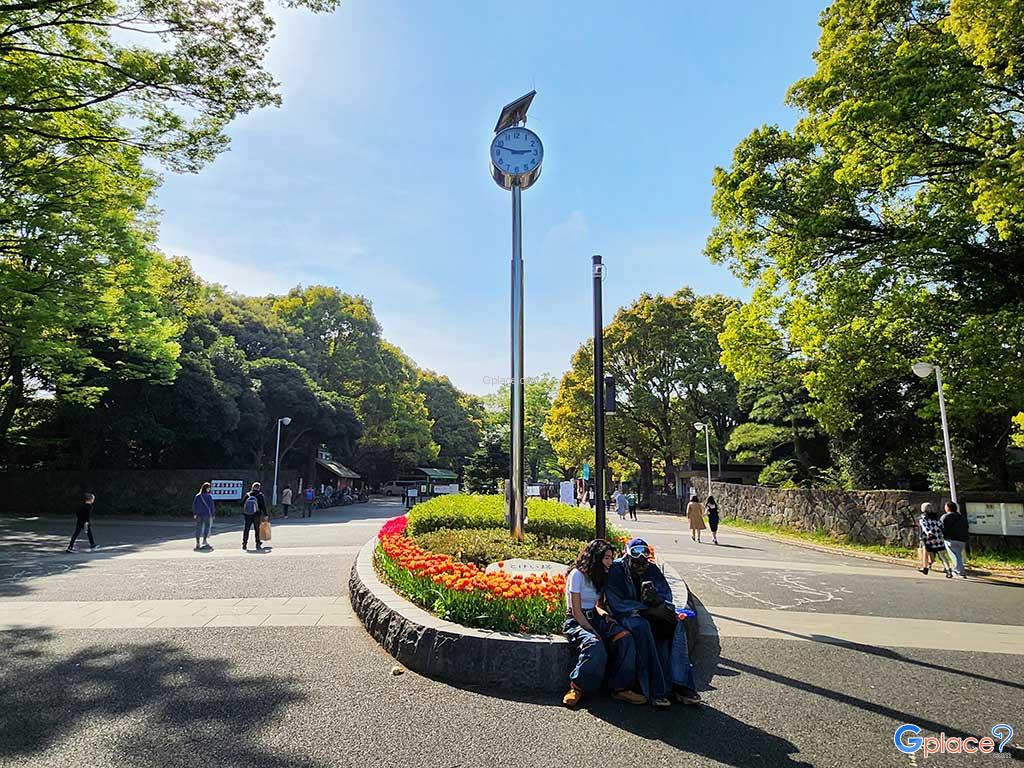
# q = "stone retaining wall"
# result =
<box><xmin>689</xmin><ymin>479</ymin><xmax>1022</xmax><ymax>551</ymax></box>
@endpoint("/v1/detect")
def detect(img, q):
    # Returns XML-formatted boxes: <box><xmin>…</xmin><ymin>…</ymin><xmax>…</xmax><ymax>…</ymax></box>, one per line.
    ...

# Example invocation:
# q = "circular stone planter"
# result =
<box><xmin>349</xmin><ymin>537</ymin><xmax>702</xmax><ymax>694</ymax></box>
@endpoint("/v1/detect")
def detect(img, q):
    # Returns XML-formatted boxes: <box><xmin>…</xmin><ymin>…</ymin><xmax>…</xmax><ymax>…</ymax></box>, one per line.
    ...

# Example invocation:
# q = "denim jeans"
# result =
<box><xmin>620</xmin><ymin>613</ymin><xmax>696</xmax><ymax>699</ymax></box>
<box><xmin>195</xmin><ymin>516</ymin><xmax>212</xmax><ymax>543</ymax></box>
<box><xmin>564</xmin><ymin>612</ymin><xmax>638</xmax><ymax>694</ymax></box>
<box><xmin>945</xmin><ymin>539</ymin><xmax>966</xmax><ymax>576</ymax></box>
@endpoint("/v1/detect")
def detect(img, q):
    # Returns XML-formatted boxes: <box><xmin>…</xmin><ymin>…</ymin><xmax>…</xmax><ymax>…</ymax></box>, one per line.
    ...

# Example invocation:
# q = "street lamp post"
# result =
<box><xmin>912</xmin><ymin>362</ymin><xmax>958</xmax><ymax>505</ymax></box>
<box><xmin>694</xmin><ymin>421</ymin><xmax>712</xmax><ymax>496</ymax></box>
<box><xmin>272</xmin><ymin>416</ymin><xmax>292</xmax><ymax>507</ymax></box>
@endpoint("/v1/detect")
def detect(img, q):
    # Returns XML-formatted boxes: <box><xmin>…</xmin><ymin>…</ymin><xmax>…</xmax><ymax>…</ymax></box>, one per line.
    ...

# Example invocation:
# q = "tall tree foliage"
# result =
<box><xmin>708</xmin><ymin>0</ymin><xmax>1024</xmax><ymax>489</ymax></box>
<box><xmin>546</xmin><ymin>289</ymin><xmax>740</xmax><ymax>502</ymax></box>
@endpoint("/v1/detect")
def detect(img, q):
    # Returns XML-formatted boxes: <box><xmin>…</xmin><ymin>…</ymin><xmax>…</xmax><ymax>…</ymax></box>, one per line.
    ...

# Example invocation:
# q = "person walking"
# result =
<box><xmin>66</xmin><ymin>493</ymin><xmax>98</xmax><ymax>553</ymax></box>
<box><xmin>627</xmin><ymin>490</ymin><xmax>638</xmax><ymax>521</ymax></box>
<box><xmin>687</xmin><ymin>494</ymin><xmax>706</xmax><ymax>543</ymax></box>
<box><xmin>303</xmin><ymin>485</ymin><xmax>315</xmax><ymax>518</ymax></box>
<box><xmin>242</xmin><ymin>482</ymin><xmax>266</xmax><ymax>551</ymax></box>
<box><xmin>613</xmin><ymin>487</ymin><xmax>628</xmax><ymax>522</ymax></box>
<box><xmin>193</xmin><ymin>482</ymin><xmax>215</xmax><ymax>551</ymax></box>
<box><xmin>706</xmin><ymin>495</ymin><xmax>720</xmax><ymax>545</ymax></box>
<box><xmin>917</xmin><ymin>502</ymin><xmax>954</xmax><ymax>576</ymax></box>
<box><xmin>281</xmin><ymin>485</ymin><xmax>293</xmax><ymax>518</ymax></box>
<box><xmin>940</xmin><ymin>500</ymin><xmax>969</xmax><ymax>579</ymax></box>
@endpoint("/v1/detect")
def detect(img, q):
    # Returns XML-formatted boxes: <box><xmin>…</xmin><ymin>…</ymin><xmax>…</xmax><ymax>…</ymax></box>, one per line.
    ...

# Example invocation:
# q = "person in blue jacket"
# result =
<box><xmin>604</xmin><ymin>537</ymin><xmax>701</xmax><ymax>708</ymax></box>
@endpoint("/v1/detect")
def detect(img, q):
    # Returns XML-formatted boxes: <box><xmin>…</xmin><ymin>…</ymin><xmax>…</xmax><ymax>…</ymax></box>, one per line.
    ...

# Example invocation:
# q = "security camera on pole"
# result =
<box><xmin>490</xmin><ymin>91</ymin><xmax>543</xmax><ymax>541</ymax></box>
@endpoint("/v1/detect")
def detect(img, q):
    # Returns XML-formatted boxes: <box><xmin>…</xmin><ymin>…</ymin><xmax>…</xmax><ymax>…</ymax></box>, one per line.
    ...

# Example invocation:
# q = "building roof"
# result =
<box><xmin>416</xmin><ymin>467</ymin><xmax>458</xmax><ymax>480</ymax></box>
<box><xmin>316</xmin><ymin>458</ymin><xmax>361</xmax><ymax>480</ymax></box>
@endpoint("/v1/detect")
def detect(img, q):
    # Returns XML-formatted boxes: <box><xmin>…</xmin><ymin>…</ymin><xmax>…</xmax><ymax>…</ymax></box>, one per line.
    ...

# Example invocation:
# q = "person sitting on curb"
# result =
<box><xmin>562</xmin><ymin>539</ymin><xmax>646</xmax><ymax>708</ymax></box>
<box><xmin>604</xmin><ymin>537</ymin><xmax>701</xmax><ymax>709</ymax></box>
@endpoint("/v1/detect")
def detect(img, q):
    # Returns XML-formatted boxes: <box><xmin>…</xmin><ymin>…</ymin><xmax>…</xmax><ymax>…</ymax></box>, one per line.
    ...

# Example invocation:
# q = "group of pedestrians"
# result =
<box><xmin>612</xmin><ymin>488</ymin><xmax>638</xmax><ymax>521</ymax></box>
<box><xmin>562</xmin><ymin>537</ymin><xmax>702</xmax><ymax>709</ymax></box>
<box><xmin>918</xmin><ymin>501</ymin><xmax>969</xmax><ymax>578</ymax></box>
<box><xmin>684</xmin><ymin>494</ymin><xmax>720</xmax><ymax>545</ymax></box>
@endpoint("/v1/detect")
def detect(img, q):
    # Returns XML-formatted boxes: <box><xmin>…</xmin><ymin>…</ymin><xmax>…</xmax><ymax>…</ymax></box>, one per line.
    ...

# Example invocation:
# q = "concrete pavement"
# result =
<box><xmin>1</xmin><ymin>499</ymin><xmax>1021</xmax><ymax>767</ymax></box>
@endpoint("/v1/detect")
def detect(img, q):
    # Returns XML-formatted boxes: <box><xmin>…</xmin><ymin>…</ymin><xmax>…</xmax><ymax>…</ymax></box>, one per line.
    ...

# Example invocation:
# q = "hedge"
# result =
<box><xmin>406</xmin><ymin>494</ymin><xmax>628</xmax><ymax>542</ymax></box>
<box><xmin>414</xmin><ymin>528</ymin><xmax>585</xmax><ymax>568</ymax></box>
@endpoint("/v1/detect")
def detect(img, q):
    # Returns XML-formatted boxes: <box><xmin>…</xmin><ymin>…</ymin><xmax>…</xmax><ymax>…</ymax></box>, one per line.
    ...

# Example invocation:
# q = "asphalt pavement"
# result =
<box><xmin>1</xmin><ymin>499</ymin><xmax>1021</xmax><ymax>767</ymax></box>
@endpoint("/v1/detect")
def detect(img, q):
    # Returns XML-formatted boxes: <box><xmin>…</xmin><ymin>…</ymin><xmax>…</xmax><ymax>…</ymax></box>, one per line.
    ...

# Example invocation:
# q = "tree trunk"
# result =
<box><xmin>0</xmin><ymin>355</ymin><xmax>24</xmax><ymax>460</ymax></box>
<box><xmin>639</xmin><ymin>456</ymin><xmax>654</xmax><ymax>507</ymax></box>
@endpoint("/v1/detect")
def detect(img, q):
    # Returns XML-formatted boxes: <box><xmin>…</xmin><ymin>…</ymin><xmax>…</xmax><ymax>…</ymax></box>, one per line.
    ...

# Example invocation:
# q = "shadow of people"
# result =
<box><xmin>0</xmin><ymin>628</ymin><xmax>318</xmax><ymax>768</ymax></box>
<box><xmin>585</xmin><ymin>609</ymin><xmax>813</xmax><ymax>768</ymax></box>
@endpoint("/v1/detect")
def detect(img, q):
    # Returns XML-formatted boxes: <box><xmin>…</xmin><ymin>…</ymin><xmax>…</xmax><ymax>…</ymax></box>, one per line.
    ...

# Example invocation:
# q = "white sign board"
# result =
<box><xmin>210</xmin><ymin>480</ymin><xmax>243</xmax><ymax>501</ymax></box>
<box><xmin>485</xmin><ymin>558</ymin><xmax>565</xmax><ymax>576</ymax></box>
<box><xmin>527</xmin><ymin>485</ymin><xmax>542</xmax><ymax>497</ymax></box>
<box><xmin>434</xmin><ymin>484</ymin><xmax>460</xmax><ymax>495</ymax></box>
<box><xmin>559</xmin><ymin>481</ymin><xmax>575</xmax><ymax>506</ymax></box>
<box><xmin>407</xmin><ymin>488</ymin><xmax>418</xmax><ymax>498</ymax></box>
<box><xmin>965</xmin><ymin>502</ymin><xmax>1024</xmax><ymax>537</ymax></box>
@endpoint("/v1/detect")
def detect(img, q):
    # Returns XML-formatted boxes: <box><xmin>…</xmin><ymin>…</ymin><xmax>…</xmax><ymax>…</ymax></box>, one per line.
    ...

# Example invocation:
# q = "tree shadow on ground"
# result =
<box><xmin>714</xmin><ymin>613</ymin><xmax>1024</xmax><ymax>693</ymax></box>
<box><xmin>0</xmin><ymin>629</ymin><xmax>318</xmax><ymax>768</ymax></box>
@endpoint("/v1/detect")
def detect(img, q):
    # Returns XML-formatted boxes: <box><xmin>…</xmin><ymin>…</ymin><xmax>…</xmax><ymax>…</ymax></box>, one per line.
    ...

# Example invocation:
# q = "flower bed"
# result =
<box><xmin>375</xmin><ymin>514</ymin><xmax>567</xmax><ymax>633</ymax></box>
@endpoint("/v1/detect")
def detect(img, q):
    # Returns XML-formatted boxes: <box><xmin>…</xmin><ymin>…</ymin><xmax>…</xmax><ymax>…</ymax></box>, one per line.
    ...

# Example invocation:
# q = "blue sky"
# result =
<box><xmin>155</xmin><ymin>1</ymin><xmax>828</xmax><ymax>395</ymax></box>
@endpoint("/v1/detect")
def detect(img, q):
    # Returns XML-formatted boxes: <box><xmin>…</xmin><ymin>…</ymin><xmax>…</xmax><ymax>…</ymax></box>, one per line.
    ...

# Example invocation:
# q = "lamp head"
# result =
<box><xmin>911</xmin><ymin>362</ymin><xmax>935</xmax><ymax>379</ymax></box>
<box><xmin>281</xmin><ymin>417</ymin><xmax>292</xmax><ymax>426</ymax></box>
<box><xmin>693</xmin><ymin>421</ymin><xmax>706</xmax><ymax>431</ymax></box>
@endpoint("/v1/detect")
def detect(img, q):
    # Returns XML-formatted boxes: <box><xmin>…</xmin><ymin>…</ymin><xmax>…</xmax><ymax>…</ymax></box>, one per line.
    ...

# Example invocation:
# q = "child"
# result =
<box><xmin>67</xmin><ymin>493</ymin><xmax>97</xmax><ymax>553</ymax></box>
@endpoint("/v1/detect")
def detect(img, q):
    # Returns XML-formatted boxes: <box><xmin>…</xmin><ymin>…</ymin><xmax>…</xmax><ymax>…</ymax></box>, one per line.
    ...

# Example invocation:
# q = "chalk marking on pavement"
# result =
<box><xmin>663</xmin><ymin>554</ymin><xmax>918</xmax><ymax>579</ymax></box>
<box><xmin>0</xmin><ymin>596</ymin><xmax>360</xmax><ymax>631</ymax></box>
<box><xmin>704</xmin><ymin>606</ymin><xmax>1024</xmax><ymax>655</ymax></box>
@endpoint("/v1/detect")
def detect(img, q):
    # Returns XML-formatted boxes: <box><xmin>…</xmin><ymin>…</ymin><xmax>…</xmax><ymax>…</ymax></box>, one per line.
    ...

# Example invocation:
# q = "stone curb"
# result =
<box><xmin>349</xmin><ymin>537</ymin><xmax>700</xmax><ymax>694</ymax></box>
<box><xmin>719</xmin><ymin>524</ymin><xmax>1024</xmax><ymax>585</ymax></box>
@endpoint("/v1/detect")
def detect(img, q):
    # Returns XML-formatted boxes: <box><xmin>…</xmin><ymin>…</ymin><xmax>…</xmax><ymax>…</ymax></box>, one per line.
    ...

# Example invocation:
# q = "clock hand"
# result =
<box><xmin>495</xmin><ymin>144</ymin><xmax>533</xmax><ymax>155</ymax></box>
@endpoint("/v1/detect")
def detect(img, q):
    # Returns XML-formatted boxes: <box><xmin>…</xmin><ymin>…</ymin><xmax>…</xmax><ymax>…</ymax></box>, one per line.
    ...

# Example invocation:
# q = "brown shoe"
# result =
<box><xmin>612</xmin><ymin>689</ymin><xmax>647</xmax><ymax>705</ymax></box>
<box><xmin>562</xmin><ymin>688</ymin><xmax>584</xmax><ymax>708</ymax></box>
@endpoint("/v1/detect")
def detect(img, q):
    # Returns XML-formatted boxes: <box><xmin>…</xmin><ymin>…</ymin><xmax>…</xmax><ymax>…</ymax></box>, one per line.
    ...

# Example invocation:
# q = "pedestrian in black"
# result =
<box><xmin>706</xmin><ymin>495</ymin><xmax>720</xmax><ymax>545</ymax></box>
<box><xmin>940</xmin><ymin>501</ymin><xmax>969</xmax><ymax>579</ymax></box>
<box><xmin>242</xmin><ymin>482</ymin><xmax>266</xmax><ymax>551</ymax></box>
<box><xmin>67</xmin><ymin>493</ymin><xmax>97</xmax><ymax>553</ymax></box>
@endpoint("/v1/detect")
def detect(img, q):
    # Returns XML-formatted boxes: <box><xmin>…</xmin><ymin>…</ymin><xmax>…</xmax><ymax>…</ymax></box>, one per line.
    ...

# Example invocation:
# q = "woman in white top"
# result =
<box><xmin>562</xmin><ymin>540</ymin><xmax>645</xmax><ymax>708</ymax></box>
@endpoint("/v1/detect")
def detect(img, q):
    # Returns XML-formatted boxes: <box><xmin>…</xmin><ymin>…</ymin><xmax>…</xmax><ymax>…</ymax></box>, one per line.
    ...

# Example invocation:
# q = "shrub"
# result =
<box><xmin>407</xmin><ymin>494</ymin><xmax>628</xmax><ymax>542</ymax></box>
<box><xmin>414</xmin><ymin>527</ymin><xmax>585</xmax><ymax>568</ymax></box>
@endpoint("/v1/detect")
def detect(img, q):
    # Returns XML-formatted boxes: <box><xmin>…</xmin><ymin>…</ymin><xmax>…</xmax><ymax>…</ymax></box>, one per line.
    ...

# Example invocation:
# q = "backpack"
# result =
<box><xmin>244</xmin><ymin>494</ymin><xmax>259</xmax><ymax>515</ymax></box>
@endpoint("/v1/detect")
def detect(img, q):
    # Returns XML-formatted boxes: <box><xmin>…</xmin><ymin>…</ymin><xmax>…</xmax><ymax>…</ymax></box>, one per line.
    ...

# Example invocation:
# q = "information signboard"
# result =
<box><xmin>210</xmin><ymin>480</ymin><xmax>243</xmax><ymax>501</ymax></box>
<box><xmin>965</xmin><ymin>501</ymin><xmax>1024</xmax><ymax>537</ymax></box>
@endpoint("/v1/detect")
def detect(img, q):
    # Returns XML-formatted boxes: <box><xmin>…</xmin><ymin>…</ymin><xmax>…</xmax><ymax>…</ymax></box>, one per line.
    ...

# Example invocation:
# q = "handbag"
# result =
<box><xmin>260</xmin><ymin>517</ymin><xmax>272</xmax><ymax>541</ymax></box>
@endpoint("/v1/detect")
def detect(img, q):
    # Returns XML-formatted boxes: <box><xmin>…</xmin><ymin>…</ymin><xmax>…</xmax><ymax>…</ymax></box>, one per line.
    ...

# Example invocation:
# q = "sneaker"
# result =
<box><xmin>918</xmin><ymin>567</ymin><xmax>929</xmax><ymax>575</ymax></box>
<box><xmin>674</xmin><ymin>687</ymin><xmax>702</xmax><ymax>705</ymax></box>
<box><xmin>194</xmin><ymin>545</ymin><xmax>201</xmax><ymax>552</ymax></box>
<box><xmin>562</xmin><ymin>688</ymin><xmax>583</xmax><ymax>708</ymax></box>
<box><xmin>242</xmin><ymin>545</ymin><xmax>247</xmax><ymax>551</ymax></box>
<box><xmin>202</xmin><ymin>543</ymin><xmax>212</xmax><ymax>550</ymax></box>
<box><xmin>653</xmin><ymin>697</ymin><xmax>672</xmax><ymax>709</ymax></box>
<box><xmin>611</xmin><ymin>690</ymin><xmax>647</xmax><ymax>705</ymax></box>
<box><xmin>66</xmin><ymin>547</ymin><xmax>74</xmax><ymax>554</ymax></box>
<box><xmin>945</xmin><ymin>569</ymin><xmax>953</xmax><ymax>579</ymax></box>
<box><xmin>90</xmin><ymin>545</ymin><xmax>98</xmax><ymax>551</ymax></box>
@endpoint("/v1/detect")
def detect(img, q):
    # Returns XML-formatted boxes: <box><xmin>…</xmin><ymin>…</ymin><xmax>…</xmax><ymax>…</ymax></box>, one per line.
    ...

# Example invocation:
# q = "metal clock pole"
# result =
<box><xmin>489</xmin><ymin>91</ymin><xmax>541</xmax><ymax>543</ymax></box>
<box><xmin>510</xmin><ymin>179</ymin><xmax>525</xmax><ymax>540</ymax></box>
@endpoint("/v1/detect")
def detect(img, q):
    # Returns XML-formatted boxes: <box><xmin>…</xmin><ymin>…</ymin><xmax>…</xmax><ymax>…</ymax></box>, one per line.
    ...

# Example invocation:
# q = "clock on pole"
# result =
<box><xmin>489</xmin><ymin>91</ymin><xmax>543</xmax><ymax>541</ymax></box>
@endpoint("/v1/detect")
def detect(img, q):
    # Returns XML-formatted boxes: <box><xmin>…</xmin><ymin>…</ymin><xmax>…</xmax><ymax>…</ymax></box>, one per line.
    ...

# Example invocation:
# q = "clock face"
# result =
<box><xmin>490</xmin><ymin>127</ymin><xmax>543</xmax><ymax>177</ymax></box>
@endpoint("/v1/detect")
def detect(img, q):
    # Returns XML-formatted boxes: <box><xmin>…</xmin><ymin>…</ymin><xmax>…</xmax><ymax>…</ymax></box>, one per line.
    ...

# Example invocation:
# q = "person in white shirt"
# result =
<box><xmin>562</xmin><ymin>539</ymin><xmax>645</xmax><ymax>708</ymax></box>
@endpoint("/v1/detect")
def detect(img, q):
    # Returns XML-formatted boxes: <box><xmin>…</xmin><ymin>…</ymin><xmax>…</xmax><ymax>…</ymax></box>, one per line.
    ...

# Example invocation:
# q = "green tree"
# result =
<box><xmin>483</xmin><ymin>375</ymin><xmax>559</xmax><ymax>482</ymax></box>
<box><xmin>0</xmin><ymin>0</ymin><xmax>340</xmax><ymax>172</ymax></box>
<box><xmin>708</xmin><ymin>0</ymin><xmax>1024</xmax><ymax>489</ymax></box>
<box><xmin>463</xmin><ymin>433</ymin><xmax>510</xmax><ymax>495</ymax></box>
<box><xmin>418</xmin><ymin>371</ymin><xmax>483</xmax><ymax>476</ymax></box>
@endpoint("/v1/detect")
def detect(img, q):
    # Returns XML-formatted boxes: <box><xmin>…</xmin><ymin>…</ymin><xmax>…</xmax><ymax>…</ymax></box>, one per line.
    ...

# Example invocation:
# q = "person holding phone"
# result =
<box><xmin>604</xmin><ymin>537</ymin><xmax>701</xmax><ymax>708</ymax></box>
